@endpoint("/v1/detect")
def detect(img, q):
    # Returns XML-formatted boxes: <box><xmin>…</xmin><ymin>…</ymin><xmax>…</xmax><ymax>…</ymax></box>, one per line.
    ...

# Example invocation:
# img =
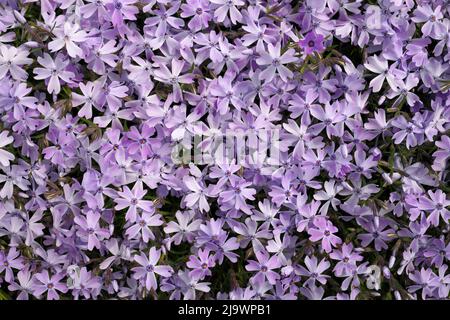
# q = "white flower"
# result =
<box><xmin>0</xmin><ymin>131</ymin><xmax>14</xmax><ymax>167</ymax></box>
<box><xmin>48</xmin><ymin>22</ymin><xmax>88</xmax><ymax>58</ymax></box>
<box><xmin>364</xmin><ymin>54</ymin><xmax>405</xmax><ymax>93</ymax></box>
<box><xmin>0</xmin><ymin>45</ymin><xmax>33</xmax><ymax>80</ymax></box>
<box><xmin>33</xmin><ymin>53</ymin><xmax>74</xmax><ymax>94</ymax></box>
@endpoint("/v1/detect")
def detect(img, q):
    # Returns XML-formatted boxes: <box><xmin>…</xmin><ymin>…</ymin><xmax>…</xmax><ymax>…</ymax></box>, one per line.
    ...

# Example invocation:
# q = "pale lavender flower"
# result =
<box><xmin>33</xmin><ymin>53</ymin><xmax>74</xmax><ymax>94</ymax></box>
<box><xmin>132</xmin><ymin>247</ymin><xmax>174</xmax><ymax>291</ymax></box>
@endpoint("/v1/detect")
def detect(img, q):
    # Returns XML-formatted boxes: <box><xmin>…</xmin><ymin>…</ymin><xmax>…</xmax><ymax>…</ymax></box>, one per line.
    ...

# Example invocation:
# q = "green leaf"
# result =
<box><xmin>0</xmin><ymin>290</ymin><xmax>11</xmax><ymax>300</ymax></box>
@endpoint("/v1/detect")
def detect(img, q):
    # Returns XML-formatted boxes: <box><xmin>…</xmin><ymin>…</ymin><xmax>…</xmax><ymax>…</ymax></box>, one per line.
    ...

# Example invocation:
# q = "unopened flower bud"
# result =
<box><xmin>391</xmin><ymin>172</ymin><xmax>401</xmax><ymax>181</ymax></box>
<box><xmin>24</xmin><ymin>41</ymin><xmax>40</xmax><ymax>48</ymax></box>
<box><xmin>13</xmin><ymin>10</ymin><xmax>27</xmax><ymax>24</ymax></box>
<box><xmin>382</xmin><ymin>172</ymin><xmax>393</xmax><ymax>185</ymax></box>
<box><xmin>383</xmin><ymin>266</ymin><xmax>391</xmax><ymax>279</ymax></box>
<box><xmin>389</xmin><ymin>255</ymin><xmax>396</xmax><ymax>268</ymax></box>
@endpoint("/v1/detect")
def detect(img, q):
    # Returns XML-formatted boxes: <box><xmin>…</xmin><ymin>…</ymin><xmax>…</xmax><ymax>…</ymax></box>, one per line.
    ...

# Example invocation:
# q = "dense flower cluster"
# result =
<box><xmin>0</xmin><ymin>0</ymin><xmax>450</xmax><ymax>300</ymax></box>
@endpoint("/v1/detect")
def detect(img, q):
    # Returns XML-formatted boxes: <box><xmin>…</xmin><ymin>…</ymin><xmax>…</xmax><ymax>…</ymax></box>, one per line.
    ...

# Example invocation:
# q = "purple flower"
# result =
<box><xmin>245</xmin><ymin>250</ymin><xmax>281</xmax><ymax>285</ymax></box>
<box><xmin>74</xmin><ymin>211</ymin><xmax>110</xmax><ymax>250</ymax></box>
<box><xmin>183</xmin><ymin>175</ymin><xmax>211</xmax><ymax>213</ymax></box>
<box><xmin>7</xmin><ymin>268</ymin><xmax>33</xmax><ymax>300</ymax></box>
<box><xmin>31</xmin><ymin>271</ymin><xmax>68</xmax><ymax>300</ymax></box>
<box><xmin>42</xmin><ymin>127</ymin><xmax>78</xmax><ymax>166</ymax></box>
<box><xmin>163</xmin><ymin>210</ymin><xmax>202</xmax><ymax>245</ymax></box>
<box><xmin>68</xmin><ymin>267</ymin><xmax>102</xmax><ymax>299</ymax></box>
<box><xmin>407</xmin><ymin>268</ymin><xmax>439</xmax><ymax>300</ymax></box>
<box><xmin>181</xmin><ymin>0</ymin><xmax>211</xmax><ymax>31</ymax></box>
<box><xmin>358</xmin><ymin>217</ymin><xmax>396</xmax><ymax>251</ymax></box>
<box><xmin>307</xmin><ymin>217</ymin><xmax>342</xmax><ymax>253</ymax></box>
<box><xmin>364</xmin><ymin>55</ymin><xmax>405</xmax><ymax>93</ymax></box>
<box><xmin>210</xmin><ymin>0</ymin><xmax>244</xmax><ymax>25</ymax></box>
<box><xmin>296</xmin><ymin>255</ymin><xmax>330</xmax><ymax>287</ymax></box>
<box><xmin>412</xmin><ymin>5</ymin><xmax>446</xmax><ymax>39</ymax></box>
<box><xmin>187</xmin><ymin>248</ymin><xmax>216</xmax><ymax>279</ymax></box>
<box><xmin>105</xmin><ymin>0</ymin><xmax>138</xmax><ymax>27</ymax></box>
<box><xmin>219</xmin><ymin>176</ymin><xmax>256</xmax><ymax>215</ymax></box>
<box><xmin>256</xmin><ymin>42</ymin><xmax>298</xmax><ymax>83</ymax></box>
<box><xmin>154</xmin><ymin>59</ymin><xmax>194</xmax><ymax>102</ymax></box>
<box><xmin>132</xmin><ymin>247</ymin><xmax>174</xmax><ymax>291</ymax></box>
<box><xmin>125</xmin><ymin>209</ymin><xmax>164</xmax><ymax>243</ymax></box>
<box><xmin>298</xmin><ymin>32</ymin><xmax>325</xmax><ymax>55</ymax></box>
<box><xmin>115</xmin><ymin>182</ymin><xmax>155</xmax><ymax>223</ymax></box>
<box><xmin>416</xmin><ymin>189</ymin><xmax>450</xmax><ymax>227</ymax></box>
<box><xmin>1</xmin><ymin>0</ymin><xmax>450</xmax><ymax>301</ymax></box>
<box><xmin>0</xmin><ymin>248</ymin><xmax>23</xmax><ymax>283</ymax></box>
<box><xmin>330</xmin><ymin>243</ymin><xmax>363</xmax><ymax>277</ymax></box>
<box><xmin>33</xmin><ymin>53</ymin><xmax>74</xmax><ymax>94</ymax></box>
